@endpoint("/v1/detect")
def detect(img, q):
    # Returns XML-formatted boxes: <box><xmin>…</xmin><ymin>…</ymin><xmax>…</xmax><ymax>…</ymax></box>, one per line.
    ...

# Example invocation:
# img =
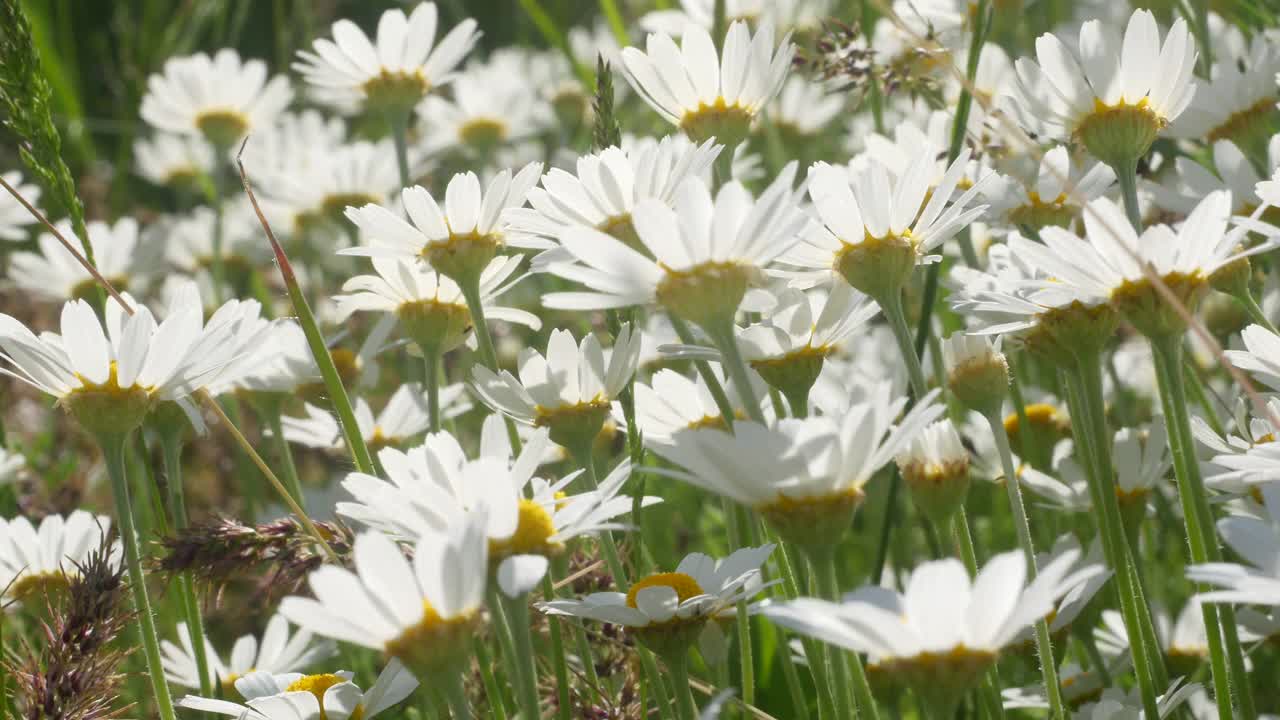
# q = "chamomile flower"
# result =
<box><xmin>416</xmin><ymin>50</ymin><xmax>554</xmax><ymax>158</ymax></box>
<box><xmin>264</xmin><ymin>141</ymin><xmax>403</xmax><ymax>235</ymax></box>
<box><xmin>334</xmin><ymin>255</ymin><xmax>538</xmax><ymax>353</ymax></box>
<box><xmin>631</xmin><ymin>368</ymin><xmax>769</xmax><ymax>443</ymax></box>
<box><xmin>981</xmin><ymin>146</ymin><xmax>1115</xmax><ymax>232</ymax></box>
<box><xmin>769</xmin><ymin>75</ymin><xmax>845</xmax><ymax>139</ymax></box>
<box><xmin>788</xmin><ymin>150</ymin><xmax>988</xmax><ymax>302</ymax></box>
<box><xmin>1012</xmin><ymin>10</ymin><xmax>1197</xmax><ymax>168</ymax></box>
<box><xmin>649</xmin><ymin>385</ymin><xmax>944</xmax><ymax>548</ymax></box>
<box><xmin>1171</xmin><ymin>31</ymin><xmax>1280</xmax><ymax>155</ymax></box>
<box><xmin>167</xmin><ymin>201</ymin><xmax>273</xmax><ymax>277</ymax></box>
<box><xmin>133</xmin><ymin>133</ymin><xmax>215</xmax><ymax>188</ymax></box>
<box><xmin>640</xmin><ymin>0</ymin><xmax>828</xmax><ymax>35</ymax></box>
<box><xmin>1011</xmin><ymin>536</ymin><xmax>1112</xmax><ymax>644</ymax></box>
<box><xmin>1079</xmin><ymin>679</ymin><xmax>1201</xmax><ymax>720</ymax></box>
<box><xmin>1022</xmin><ymin>427</ymin><xmax>1168</xmax><ymax>530</ymax></box>
<box><xmin>539</xmin><ymin>544</ymin><xmax>774</xmax><ymax>656</ymax></box>
<box><xmin>280</xmin><ymin>515</ymin><xmax>488</xmax><ymax>675</ymax></box>
<box><xmin>1145</xmin><ymin>138</ymin><xmax>1280</xmax><ymax>215</ymax></box>
<box><xmin>161</xmin><ymin>614</ymin><xmax>336</xmax><ymax>693</ymax></box>
<box><xmin>0</xmin><ymin>170</ymin><xmax>40</xmax><ymax>241</ymax></box>
<box><xmin>621</xmin><ymin>21</ymin><xmax>794</xmax><ymax>145</ymax></box>
<box><xmin>340</xmin><ymin>163</ymin><xmax>544</xmax><ymax>284</ymax></box>
<box><xmin>762</xmin><ymin>548</ymin><xmax>1102</xmax><ymax>716</ymax></box>
<box><xmin>206</xmin><ymin>321</ymin><xmax>320</xmax><ymax>396</ymax></box>
<box><xmin>0</xmin><ymin>511</ymin><xmax>115</xmax><ymax>605</ymax></box>
<box><xmin>507</xmin><ymin>136</ymin><xmax>722</xmax><ymax>259</ymax></box>
<box><xmin>0</xmin><ymin>294</ymin><xmax>248</xmax><ymax>434</ymax></box>
<box><xmin>140</xmin><ymin>49</ymin><xmax>292</xmax><ymax>148</ymax></box>
<box><xmin>471</xmin><ymin>325</ymin><xmax>641</xmax><ymax>449</ymax></box>
<box><xmin>1096</xmin><ymin>599</ymin><xmax>1231</xmax><ymax>671</ymax></box>
<box><xmin>542</xmin><ymin>166</ymin><xmax>807</xmax><ymax>330</ymax></box>
<box><xmin>294</xmin><ymin>2</ymin><xmax>480</xmax><ymax>116</ymax></box>
<box><xmin>283</xmin><ymin>383</ymin><xmax>469</xmax><ymax>453</ymax></box>
<box><xmin>11</xmin><ymin>217</ymin><xmax>159</xmax><ymax>303</ymax></box>
<box><xmin>177</xmin><ymin>660</ymin><xmax>416</xmax><ymax>720</ymax></box>
<box><xmin>1187</xmin><ymin>482</ymin><xmax>1280</xmax><ymax>606</ymax></box>
<box><xmin>896</xmin><ymin>419</ymin><xmax>972</xmax><ymax>525</ymax></box>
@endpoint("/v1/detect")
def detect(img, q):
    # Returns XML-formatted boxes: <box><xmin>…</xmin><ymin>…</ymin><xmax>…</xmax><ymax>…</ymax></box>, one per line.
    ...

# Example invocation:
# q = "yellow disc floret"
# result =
<box><xmin>284</xmin><ymin>674</ymin><xmax>365</xmax><ymax>720</ymax></box>
<box><xmin>490</xmin><ymin>499</ymin><xmax>563</xmax><ymax>559</ymax></box>
<box><xmin>626</xmin><ymin>572</ymin><xmax>706</xmax><ymax>609</ymax></box>
<box><xmin>384</xmin><ymin>599</ymin><xmax>478</xmax><ymax>675</ymax></box>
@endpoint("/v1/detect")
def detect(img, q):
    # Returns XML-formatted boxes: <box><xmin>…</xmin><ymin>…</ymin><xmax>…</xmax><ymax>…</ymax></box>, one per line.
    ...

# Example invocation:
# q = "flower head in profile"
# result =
<box><xmin>341</xmin><ymin>163</ymin><xmax>543</xmax><ymax>284</ymax></box>
<box><xmin>981</xmin><ymin>146</ymin><xmax>1115</xmax><ymax>232</ymax></box>
<box><xmin>161</xmin><ymin>614</ymin><xmax>335</xmax><ymax>693</ymax></box>
<box><xmin>1187</xmin><ymin>482</ymin><xmax>1280</xmax><ymax>607</ymax></box>
<box><xmin>280</xmin><ymin>515</ymin><xmax>488</xmax><ymax>676</ymax></box>
<box><xmin>789</xmin><ymin>150</ymin><xmax>988</xmax><ymax>303</ymax></box>
<box><xmin>0</xmin><ymin>511</ymin><xmax>116</xmax><ymax>607</ymax></box>
<box><xmin>762</xmin><ymin>548</ymin><xmax>1103</xmax><ymax>716</ymax></box>
<box><xmin>472</xmin><ymin>326</ymin><xmax>642</xmax><ymax>450</ymax></box>
<box><xmin>334</xmin><ymin>255</ymin><xmax>538</xmax><ymax>354</ymax></box>
<box><xmin>896</xmin><ymin>419</ymin><xmax>972</xmax><ymax>526</ymax></box>
<box><xmin>265</xmin><ymin>140</ymin><xmax>403</xmax><ymax>235</ymax></box>
<box><xmin>177</xmin><ymin>659</ymin><xmax>417</xmax><ymax>720</ymax></box>
<box><xmin>12</xmin><ymin>218</ymin><xmax>158</xmax><ymax>303</ymax></box>
<box><xmin>0</xmin><ymin>293</ymin><xmax>251</xmax><ymax>434</ymax></box>
<box><xmin>140</xmin><ymin>49</ymin><xmax>293</xmax><ymax>148</ymax></box>
<box><xmin>622</xmin><ymin>20</ymin><xmax>794</xmax><ymax>145</ymax></box>
<box><xmin>1012</xmin><ymin>10</ymin><xmax>1196</xmax><ymax>167</ymax></box>
<box><xmin>294</xmin><ymin>2</ymin><xmax>480</xmax><ymax>116</ymax></box>
<box><xmin>543</xmin><ymin>166</ymin><xmax>806</xmax><ymax>330</ymax></box>
<box><xmin>631</xmin><ymin>368</ymin><xmax>768</xmax><ymax>443</ymax></box>
<box><xmin>133</xmin><ymin>134</ymin><xmax>215</xmax><ymax>189</ymax></box>
<box><xmin>1171</xmin><ymin>30</ymin><xmax>1280</xmax><ymax>156</ymax></box>
<box><xmin>540</xmin><ymin>544</ymin><xmax>774</xmax><ymax>656</ymax></box>
<box><xmin>0</xmin><ymin>170</ymin><xmax>40</xmax><ymax>241</ymax></box>
<box><xmin>283</xmin><ymin>382</ymin><xmax>470</xmax><ymax>453</ymax></box>
<box><xmin>416</xmin><ymin>49</ymin><xmax>554</xmax><ymax>158</ymax></box>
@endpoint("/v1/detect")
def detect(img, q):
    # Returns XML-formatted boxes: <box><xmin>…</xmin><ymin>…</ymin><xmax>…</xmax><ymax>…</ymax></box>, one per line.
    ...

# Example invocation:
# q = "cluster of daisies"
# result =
<box><xmin>6</xmin><ymin>0</ymin><xmax>1280</xmax><ymax>718</ymax></box>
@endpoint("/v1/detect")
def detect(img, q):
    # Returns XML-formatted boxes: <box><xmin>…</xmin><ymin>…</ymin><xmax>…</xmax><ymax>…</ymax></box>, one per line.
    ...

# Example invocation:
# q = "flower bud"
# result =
<box><xmin>943</xmin><ymin>333</ymin><xmax>1009</xmax><ymax>416</ymax></box>
<box><xmin>897</xmin><ymin>420</ymin><xmax>971</xmax><ymax>527</ymax></box>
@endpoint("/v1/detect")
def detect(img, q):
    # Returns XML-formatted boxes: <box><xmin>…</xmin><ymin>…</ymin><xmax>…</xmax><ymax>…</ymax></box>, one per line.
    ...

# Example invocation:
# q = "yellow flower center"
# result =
<box><xmin>321</xmin><ymin>192</ymin><xmax>383</xmax><ymax>222</ymax></box>
<box><xmin>490</xmin><ymin>498</ymin><xmax>563</xmax><ymax>559</ymax></box>
<box><xmin>1003</xmin><ymin>403</ymin><xmax>1065</xmax><ymax>438</ymax></box>
<box><xmin>458</xmin><ymin>118</ymin><xmax>509</xmax><ymax>151</ymax></box>
<box><xmin>284</xmin><ymin>674</ymin><xmax>365</xmax><ymax>720</ymax></box>
<box><xmin>757</xmin><ymin>488</ymin><xmax>864</xmax><ymax>549</ymax></box>
<box><xmin>384</xmin><ymin>600</ymin><xmax>477</xmax><ymax>674</ymax></box>
<box><xmin>195</xmin><ymin>109</ymin><xmax>250</xmax><ymax>148</ymax></box>
<box><xmin>362</xmin><ymin>69</ymin><xmax>430</xmax><ymax>115</ymax></box>
<box><xmin>679</xmin><ymin>97</ymin><xmax>754</xmax><ymax>145</ymax></box>
<box><xmin>626</xmin><ymin>572</ymin><xmax>705</xmax><ymax>609</ymax></box>
<box><xmin>7</xmin><ymin>571</ymin><xmax>72</xmax><ymax>603</ymax></box>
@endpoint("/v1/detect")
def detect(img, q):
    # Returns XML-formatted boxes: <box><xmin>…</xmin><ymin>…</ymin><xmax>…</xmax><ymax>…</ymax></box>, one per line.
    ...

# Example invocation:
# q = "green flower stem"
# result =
<box><xmin>598</xmin><ymin>0</ymin><xmax>629</xmax><ymax>47</ymax></box>
<box><xmin>442</xmin><ymin>667</ymin><xmax>473</xmax><ymax>720</ymax></box>
<box><xmin>484</xmin><ymin>585</ymin><xmax>525</xmax><ymax>712</ymax></box>
<box><xmin>424</xmin><ymin>346</ymin><xmax>443</xmax><ymax>433</ymax></box>
<box><xmin>458</xmin><ymin>276</ymin><xmax>522</xmax><ymax>453</ymax></box>
<box><xmin>1234</xmin><ymin>288</ymin><xmax>1279</xmax><ymax>335</ymax></box>
<box><xmin>664</xmin><ymin>650</ymin><xmax>700</xmax><ymax>720</ymax></box>
<box><xmin>387</xmin><ymin>110</ymin><xmax>412</xmax><ymax>190</ymax></box>
<box><xmin>949</xmin><ymin>510</ymin><xmax>1006</xmax><ymax>720</ymax></box>
<box><xmin>547</xmin><ymin>562</ymin><xmax>598</xmax><ymax>711</ymax></box>
<box><xmin>706</xmin><ymin>320</ymin><xmax>765</xmax><ymax>424</ymax></box>
<box><xmin>263</xmin><ymin>402</ymin><xmax>305</xmax><ymax>508</ymax></box>
<box><xmin>237</xmin><ymin>150</ymin><xmax>376</xmax><ymax>476</ymax></box>
<box><xmin>209</xmin><ymin>160</ymin><xmax>227</xmax><ymax>305</ymax></box>
<box><xmin>811</xmin><ymin>548</ymin><xmax>878</xmax><ymax>720</ymax></box>
<box><xmin>1062</xmin><ymin>364</ymin><xmax>1165</xmax><ymax>720</ymax></box>
<box><xmin>157</xmin><ymin>427</ymin><xmax>213</xmax><ymax>699</ymax></box>
<box><xmin>1115</xmin><ymin>157</ymin><xmax>1143</xmax><ymax>233</ymax></box>
<box><xmin>100</xmin><ymin>432</ymin><xmax>177</xmax><ymax>720</ymax></box>
<box><xmin>500</xmin><ymin>591</ymin><xmax>543</xmax><ymax>720</ymax></box>
<box><xmin>1149</xmin><ymin>335</ymin><xmax>1254</xmax><ymax>720</ymax></box>
<box><xmin>882</xmin><ymin>290</ymin><xmax>930</xmax><ymax>399</ymax></box>
<box><xmin>669</xmin><ymin>316</ymin><xmax>737</xmax><ymax>426</ymax></box>
<box><xmin>472</xmin><ymin>639</ymin><xmax>508</xmax><ymax>720</ymax></box>
<box><xmin>1183</xmin><ymin>358</ymin><xmax>1225</xmax><ymax>438</ymax></box>
<box><xmin>984</xmin><ymin>412</ymin><xmax>1064</xmax><ymax>720</ymax></box>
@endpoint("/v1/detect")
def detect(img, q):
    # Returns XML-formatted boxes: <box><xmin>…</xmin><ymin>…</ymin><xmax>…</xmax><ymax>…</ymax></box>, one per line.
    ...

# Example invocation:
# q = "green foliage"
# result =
<box><xmin>592</xmin><ymin>55</ymin><xmax>622</xmax><ymax>152</ymax></box>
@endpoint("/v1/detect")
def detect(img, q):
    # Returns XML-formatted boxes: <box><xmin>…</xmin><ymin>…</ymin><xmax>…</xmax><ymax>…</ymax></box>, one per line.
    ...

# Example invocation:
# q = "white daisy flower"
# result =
<box><xmin>283</xmin><ymin>382</ymin><xmax>469</xmax><ymax>453</ymax></box>
<box><xmin>167</xmin><ymin>201</ymin><xmax>273</xmax><ymax>277</ymax></box>
<box><xmin>263</xmin><ymin>140</ymin><xmax>402</xmax><ymax>236</ymax></box>
<box><xmin>0</xmin><ymin>293</ymin><xmax>251</xmax><ymax>434</ymax></box>
<box><xmin>133</xmin><ymin>133</ymin><xmax>216</xmax><ymax>188</ymax></box>
<box><xmin>1188</xmin><ymin>482</ymin><xmax>1280</xmax><ymax>606</ymax></box>
<box><xmin>11</xmin><ymin>218</ymin><xmax>159</xmax><ymax>303</ymax></box>
<box><xmin>1022</xmin><ymin>425</ymin><xmax>1169</xmax><ymax>517</ymax></box>
<box><xmin>161</xmin><ymin>614</ymin><xmax>336</xmax><ymax>693</ymax></box>
<box><xmin>1002</xmin><ymin>663</ymin><xmax>1114</xmax><ymax>713</ymax></box>
<box><xmin>0</xmin><ymin>170</ymin><xmax>41</xmax><ymax>241</ymax></box>
<box><xmin>787</xmin><ymin>150</ymin><xmax>988</xmax><ymax>302</ymax></box>
<box><xmin>621</xmin><ymin>20</ymin><xmax>794</xmax><ymax>145</ymax></box>
<box><xmin>539</xmin><ymin>544</ymin><xmax>774</xmax><ymax>653</ymax></box>
<box><xmin>640</xmin><ymin>0</ymin><xmax>828</xmax><ymax>35</ymax></box>
<box><xmin>895</xmin><ymin>418</ymin><xmax>972</xmax><ymax>525</ymax></box>
<box><xmin>506</xmin><ymin>136</ymin><xmax>722</xmax><ymax>260</ymax></box>
<box><xmin>471</xmin><ymin>325</ymin><xmax>642</xmax><ymax>446</ymax></box>
<box><xmin>1078</xmin><ymin>679</ymin><xmax>1200</xmax><ymax>720</ymax></box>
<box><xmin>340</xmin><ymin>163</ymin><xmax>544</xmax><ymax>284</ymax></box>
<box><xmin>206</xmin><ymin>320</ymin><xmax>320</xmax><ymax>397</ymax></box>
<box><xmin>981</xmin><ymin>146</ymin><xmax>1115</xmax><ymax>232</ymax></box>
<box><xmin>177</xmin><ymin>659</ymin><xmax>416</xmax><ymax>720</ymax></box>
<box><xmin>631</xmin><ymin>368</ymin><xmax>768</xmax><ymax>443</ymax></box>
<box><xmin>1170</xmin><ymin>31</ymin><xmax>1280</xmax><ymax>151</ymax></box>
<box><xmin>239</xmin><ymin>110</ymin><xmax>346</xmax><ymax>183</ymax></box>
<box><xmin>1017</xmin><ymin>192</ymin><xmax>1269</xmax><ymax>338</ymax></box>
<box><xmin>279</xmin><ymin>515</ymin><xmax>488</xmax><ymax>675</ymax></box>
<box><xmin>140</xmin><ymin>49</ymin><xmax>293</xmax><ymax>148</ymax></box>
<box><xmin>416</xmin><ymin>49</ymin><xmax>554</xmax><ymax>158</ymax></box>
<box><xmin>1146</xmin><ymin>138</ymin><xmax>1279</xmax><ymax>215</ymax></box>
<box><xmin>1096</xmin><ymin>599</ymin><xmax>1233</xmax><ymax>666</ymax></box>
<box><xmin>1012</xmin><ymin>10</ymin><xmax>1197</xmax><ymax>167</ymax></box>
<box><xmin>542</xmin><ymin>166</ymin><xmax>806</xmax><ymax>330</ymax></box>
<box><xmin>334</xmin><ymin>255</ymin><xmax>539</xmax><ymax>353</ymax></box>
<box><xmin>1010</xmin><ymin>536</ymin><xmax>1112</xmax><ymax>644</ymax></box>
<box><xmin>650</xmin><ymin>385</ymin><xmax>944</xmax><ymax>547</ymax></box>
<box><xmin>762</xmin><ymin>548</ymin><xmax>1103</xmax><ymax>714</ymax></box>
<box><xmin>769</xmin><ymin>75</ymin><xmax>845</xmax><ymax>138</ymax></box>
<box><xmin>0</xmin><ymin>510</ymin><xmax>116</xmax><ymax>606</ymax></box>
<box><xmin>293</xmin><ymin>2</ymin><xmax>480</xmax><ymax>116</ymax></box>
